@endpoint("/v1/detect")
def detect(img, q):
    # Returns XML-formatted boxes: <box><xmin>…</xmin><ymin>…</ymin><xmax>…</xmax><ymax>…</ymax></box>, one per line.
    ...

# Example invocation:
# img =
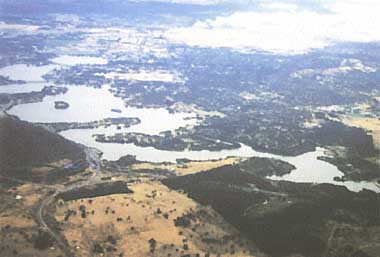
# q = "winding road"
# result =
<box><xmin>34</xmin><ymin>147</ymin><xmax>102</xmax><ymax>257</ymax></box>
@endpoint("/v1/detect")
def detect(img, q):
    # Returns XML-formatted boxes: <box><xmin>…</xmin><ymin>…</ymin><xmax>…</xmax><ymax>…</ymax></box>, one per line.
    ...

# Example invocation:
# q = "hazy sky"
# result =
<box><xmin>163</xmin><ymin>0</ymin><xmax>380</xmax><ymax>54</ymax></box>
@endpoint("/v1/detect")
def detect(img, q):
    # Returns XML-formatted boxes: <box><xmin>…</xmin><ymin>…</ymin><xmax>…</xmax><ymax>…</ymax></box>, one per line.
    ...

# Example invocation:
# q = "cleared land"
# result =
<box><xmin>0</xmin><ymin>182</ymin><xmax>64</xmax><ymax>257</ymax></box>
<box><xmin>131</xmin><ymin>157</ymin><xmax>242</xmax><ymax>176</ymax></box>
<box><xmin>54</xmin><ymin>180</ymin><xmax>257</xmax><ymax>257</ymax></box>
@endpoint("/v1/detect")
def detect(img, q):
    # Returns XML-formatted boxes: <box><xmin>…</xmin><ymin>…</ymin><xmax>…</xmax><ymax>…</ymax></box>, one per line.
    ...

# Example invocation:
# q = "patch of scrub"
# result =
<box><xmin>51</xmin><ymin>55</ymin><xmax>108</xmax><ymax>66</ymax></box>
<box><xmin>0</xmin><ymin>64</ymin><xmax>58</xmax><ymax>82</ymax></box>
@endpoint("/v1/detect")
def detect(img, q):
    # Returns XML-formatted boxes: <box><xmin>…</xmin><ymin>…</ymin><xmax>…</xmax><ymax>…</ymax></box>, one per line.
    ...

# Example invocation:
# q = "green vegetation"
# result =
<box><xmin>57</xmin><ymin>181</ymin><xmax>133</xmax><ymax>201</ymax></box>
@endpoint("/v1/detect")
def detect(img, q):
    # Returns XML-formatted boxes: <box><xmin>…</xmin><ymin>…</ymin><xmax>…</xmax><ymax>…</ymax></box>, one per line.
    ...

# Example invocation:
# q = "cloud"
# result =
<box><xmin>0</xmin><ymin>22</ymin><xmax>40</xmax><ymax>32</ymax></box>
<box><xmin>260</xmin><ymin>2</ymin><xmax>299</xmax><ymax>11</ymax></box>
<box><xmin>165</xmin><ymin>0</ymin><xmax>380</xmax><ymax>54</ymax></box>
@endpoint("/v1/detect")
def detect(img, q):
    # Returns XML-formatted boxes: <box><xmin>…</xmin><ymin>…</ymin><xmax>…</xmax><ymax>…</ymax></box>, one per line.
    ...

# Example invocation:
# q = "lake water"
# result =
<box><xmin>7</xmin><ymin>85</ymin><xmax>197</xmax><ymax>132</ymax></box>
<box><xmin>5</xmin><ymin>71</ymin><xmax>379</xmax><ymax>193</ymax></box>
<box><xmin>0</xmin><ymin>55</ymin><xmax>108</xmax><ymax>84</ymax></box>
<box><xmin>0</xmin><ymin>82</ymin><xmax>48</xmax><ymax>94</ymax></box>
<box><xmin>268</xmin><ymin>149</ymin><xmax>380</xmax><ymax>193</ymax></box>
<box><xmin>59</xmin><ymin>128</ymin><xmax>380</xmax><ymax>193</ymax></box>
<box><xmin>0</xmin><ymin>64</ymin><xmax>58</xmax><ymax>82</ymax></box>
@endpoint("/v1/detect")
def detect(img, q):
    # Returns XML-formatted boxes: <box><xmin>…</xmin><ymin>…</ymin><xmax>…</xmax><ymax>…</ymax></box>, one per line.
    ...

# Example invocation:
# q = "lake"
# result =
<box><xmin>8</xmin><ymin>85</ymin><xmax>197</xmax><ymax>133</ymax></box>
<box><xmin>0</xmin><ymin>82</ymin><xmax>48</xmax><ymax>94</ymax></box>
<box><xmin>0</xmin><ymin>64</ymin><xmax>58</xmax><ymax>82</ymax></box>
<box><xmin>59</xmin><ymin>128</ymin><xmax>380</xmax><ymax>193</ymax></box>
<box><xmin>4</xmin><ymin>63</ymin><xmax>379</xmax><ymax>193</ymax></box>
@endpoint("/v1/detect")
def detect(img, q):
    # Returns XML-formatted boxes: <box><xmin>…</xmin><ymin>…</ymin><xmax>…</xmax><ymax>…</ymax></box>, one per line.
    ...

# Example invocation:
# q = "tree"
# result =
<box><xmin>149</xmin><ymin>238</ymin><xmax>157</xmax><ymax>253</ymax></box>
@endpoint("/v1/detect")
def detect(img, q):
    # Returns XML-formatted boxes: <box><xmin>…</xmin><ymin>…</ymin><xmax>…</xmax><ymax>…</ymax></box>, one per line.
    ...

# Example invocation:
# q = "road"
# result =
<box><xmin>34</xmin><ymin>147</ymin><xmax>102</xmax><ymax>257</ymax></box>
<box><xmin>34</xmin><ymin>174</ymin><xmax>96</xmax><ymax>257</ymax></box>
<box><xmin>35</xmin><ymin>190</ymin><xmax>75</xmax><ymax>257</ymax></box>
<box><xmin>323</xmin><ymin>224</ymin><xmax>338</xmax><ymax>257</ymax></box>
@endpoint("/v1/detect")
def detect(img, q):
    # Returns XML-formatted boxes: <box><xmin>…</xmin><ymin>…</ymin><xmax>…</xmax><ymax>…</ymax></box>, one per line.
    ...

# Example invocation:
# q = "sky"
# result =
<box><xmin>162</xmin><ymin>0</ymin><xmax>380</xmax><ymax>54</ymax></box>
<box><xmin>2</xmin><ymin>0</ymin><xmax>380</xmax><ymax>55</ymax></box>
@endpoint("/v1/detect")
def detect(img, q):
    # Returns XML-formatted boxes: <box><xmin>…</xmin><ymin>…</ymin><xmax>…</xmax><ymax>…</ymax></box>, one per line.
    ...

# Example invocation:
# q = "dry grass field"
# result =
<box><xmin>55</xmin><ymin>180</ymin><xmax>256</xmax><ymax>257</ymax></box>
<box><xmin>0</xmin><ymin>183</ymin><xmax>63</xmax><ymax>257</ymax></box>
<box><xmin>132</xmin><ymin>157</ymin><xmax>242</xmax><ymax>176</ymax></box>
